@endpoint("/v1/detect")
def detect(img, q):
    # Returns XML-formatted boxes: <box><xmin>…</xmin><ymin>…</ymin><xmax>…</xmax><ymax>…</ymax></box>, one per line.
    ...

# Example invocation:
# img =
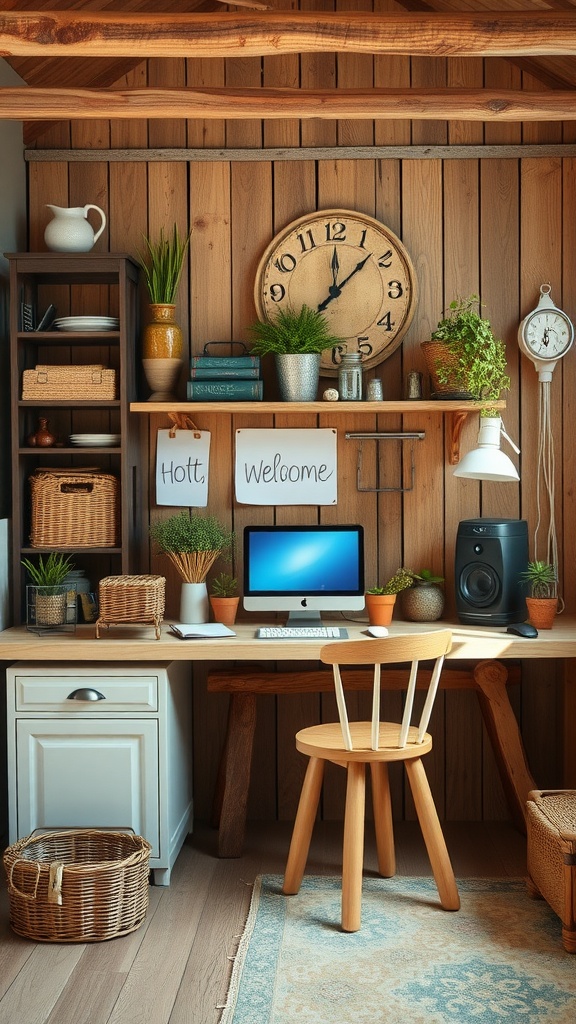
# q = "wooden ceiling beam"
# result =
<box><xmin>2</xmin><ymin>12</ymin><xmax>576</xmax><ymax>59</ymax></box>
<box><xmin>3</xmin><ymin>86</ymin><xmax>576</xmax><ymax>121</ymax></box>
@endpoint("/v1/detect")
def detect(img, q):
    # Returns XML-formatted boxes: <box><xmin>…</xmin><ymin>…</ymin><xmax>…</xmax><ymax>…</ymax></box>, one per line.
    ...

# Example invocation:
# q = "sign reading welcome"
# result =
<box><xmin>235</xmin><ymin>428</ymin><xmax>337</xmax><ymax>505</ymax></box>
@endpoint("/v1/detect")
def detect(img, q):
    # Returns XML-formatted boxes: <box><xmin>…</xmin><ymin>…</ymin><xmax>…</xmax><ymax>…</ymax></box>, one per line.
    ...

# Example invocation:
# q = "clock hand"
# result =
<box><xmin>317</xmin><ymin>253</ymin><xmax>372</xmax><ymax>312</ymax></box>
<box><xmin>330</xmin><ymin>246</ymin><xmax>340</xmax><ymax>288</ymax></box>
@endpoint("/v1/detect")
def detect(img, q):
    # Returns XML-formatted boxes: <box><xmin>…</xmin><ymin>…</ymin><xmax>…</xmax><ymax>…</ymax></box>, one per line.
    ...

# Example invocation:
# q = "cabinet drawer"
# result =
<box><xmin>14</xmin><ymin>673</ymin><xmax>159</xmax><ymax>712</ymax></box>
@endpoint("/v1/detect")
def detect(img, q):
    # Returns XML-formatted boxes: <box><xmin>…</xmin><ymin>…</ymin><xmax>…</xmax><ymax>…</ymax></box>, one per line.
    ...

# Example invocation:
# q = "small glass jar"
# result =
<box><xmin>338</xmin><ymin>352</ymin><xmax>363</xmax><ymax>401</ymax></box>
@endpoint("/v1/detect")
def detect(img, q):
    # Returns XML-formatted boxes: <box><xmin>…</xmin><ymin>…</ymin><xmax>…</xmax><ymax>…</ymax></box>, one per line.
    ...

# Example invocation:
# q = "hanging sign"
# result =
<box><xmin>155</xmin><ymin>428</ymin><xmax>211</xmax><ymax>506</ymax></box>
<box><xmin>235</xmin><ymin>428</ymin><xmax>337</xmax><ymax>505</ymax></box>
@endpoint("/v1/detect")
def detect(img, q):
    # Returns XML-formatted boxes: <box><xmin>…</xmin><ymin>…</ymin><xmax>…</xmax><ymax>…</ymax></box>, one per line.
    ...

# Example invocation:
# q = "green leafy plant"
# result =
<box><xmin>430</xmin><ymin>295</ymin><xmax>510</xmax><ymax>415</ymax></box>
<box><xmin>150</xmin><ymin>511</ymin><xmax>233</xmax><ymax>583</ymax></box>
<box><xmin>407</xmin><ymin>568</ymin><xmax>445</xmax><ymax>586</ymax></box>
<box><xmin>519</xmin><ymin>560</ymin><xmax>558</xmax><ymax>599</ymax></box>
<box><xmin>138</xmin><ymin>224</ymin><xmax>191</xmax><ymax>304</ymax></box>
<box><xmin>366</xmin><ymin>568</ymin><xmax>414</xmax><ymax>596</ymax></box>
<box><xmin>249</xmin><ymin>305</ymin><xmax>342</xmax><ymax>355</ymax></box>
<box><xmin>21</xmin><ymin>552</ymin><xmax>75</xmax><ymax>591</ymax></box>
<box><xmin>210</xmin><ymin>572</ymin><xmax>238</xmax><ymax>598</ymax></box>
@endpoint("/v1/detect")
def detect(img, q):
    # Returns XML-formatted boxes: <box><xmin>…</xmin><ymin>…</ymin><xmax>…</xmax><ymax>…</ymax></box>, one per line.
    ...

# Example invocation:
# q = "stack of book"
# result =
<box><xmin>187</xmin><ymin>342</ymin><xmax>263</xmax><ymax>401</ymax></box>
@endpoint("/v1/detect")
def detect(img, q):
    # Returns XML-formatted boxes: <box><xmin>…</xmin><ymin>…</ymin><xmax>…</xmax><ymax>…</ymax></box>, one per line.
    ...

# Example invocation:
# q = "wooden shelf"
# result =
<box><xmin>130</xmin><ymin>399</ymin><xmax>505</xmax><ymax>464</ymax></box>
<box><xmin>130</xmin><ymin>399</ymin><xmax>504</xmax><ymax>415</ymax></box>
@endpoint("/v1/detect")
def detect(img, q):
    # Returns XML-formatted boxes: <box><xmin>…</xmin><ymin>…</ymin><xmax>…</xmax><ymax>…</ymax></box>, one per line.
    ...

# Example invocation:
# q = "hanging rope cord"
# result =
<box><xmin>535</xmin><ymin>381</ymin><xmax>564</xmax><ymax>610</ymax></box>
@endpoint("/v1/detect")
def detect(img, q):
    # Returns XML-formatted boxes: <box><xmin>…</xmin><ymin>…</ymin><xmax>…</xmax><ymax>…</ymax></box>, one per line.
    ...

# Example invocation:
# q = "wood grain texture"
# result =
<box><xmin>4</xmin><ymin>12</ymin><xmax>576</xmax><ymax>58</ymax></box>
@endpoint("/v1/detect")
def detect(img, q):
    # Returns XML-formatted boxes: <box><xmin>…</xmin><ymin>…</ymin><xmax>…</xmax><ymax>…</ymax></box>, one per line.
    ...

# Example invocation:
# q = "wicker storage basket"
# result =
<box><xmin>96</xmin><ymin>575</ymin><xmax>166</xmax><ymax>639</ymax></box>
<box><xmin>420</xmin><ymin>341</ymin><xmax>472</xmax><ymax>399</ymax></box>
<box><xmin>30</xmin><ymin>470</ymin><xmax>120</xmax><ymax>547</ymax></box>
<box><xmin>526</xmin><ymin>789</ymin><xmax>576</xmax><ymax>953</ymax></box>
<box><xmin>3</xmin><ymin>829</ymin><xmax>151</xmax><ymax>943</ymax></box>
<box><xmin>22</xmin><ymin>364</ymin><xmax>117</xmax><ymax>401</ymax></box>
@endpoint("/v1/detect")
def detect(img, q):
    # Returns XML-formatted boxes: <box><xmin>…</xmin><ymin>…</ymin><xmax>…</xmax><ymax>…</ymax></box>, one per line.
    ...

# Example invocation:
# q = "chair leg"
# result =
<box><xmin>342</xmin><ymin>761</ymin><xmax>366</xmax><ymax>932</ymax></box>
<box><xmin>405</xmin><ymin>757</ymin><xmax>460</xmax><ymax>912</ymax></box>
<box><xmin>370</xmin><ymin>762</ymin><xmax>396</xmax><ymax>877</ymax></box>
<box><xmin>283</xmin><ymin>756</ymin><xmax>325</xmax><ymax>896</ymax></box>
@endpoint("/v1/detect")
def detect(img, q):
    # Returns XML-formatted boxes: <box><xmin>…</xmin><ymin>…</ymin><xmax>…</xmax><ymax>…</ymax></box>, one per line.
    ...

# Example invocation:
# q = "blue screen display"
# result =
<box><xmin>244</xmin><ymin>526</ymin><xmax>364</xmax><ymax>595</ymax></box>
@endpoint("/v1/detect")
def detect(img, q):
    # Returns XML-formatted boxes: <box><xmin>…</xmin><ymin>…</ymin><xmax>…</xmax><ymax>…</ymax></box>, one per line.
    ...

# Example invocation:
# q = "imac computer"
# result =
<box><xmin>243</xmin><ymin>524</ymin><xmax>365</xmax><ymax>628</ymax></box>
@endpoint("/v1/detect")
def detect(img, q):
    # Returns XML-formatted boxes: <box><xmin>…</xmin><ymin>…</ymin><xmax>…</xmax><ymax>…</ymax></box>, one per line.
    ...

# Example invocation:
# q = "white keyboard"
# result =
<box><xmin>256</xmin><ymin>626</ymin><xmax>348</xmax><ymax>639</ymax></box>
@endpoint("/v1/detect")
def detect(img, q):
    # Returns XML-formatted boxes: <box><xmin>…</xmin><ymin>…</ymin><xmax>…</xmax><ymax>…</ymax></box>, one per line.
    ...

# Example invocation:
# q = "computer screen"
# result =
<box><xmin>243</xmin><ymin>524</ymin><xmax>365</xmax><ymax>625</ymax></box>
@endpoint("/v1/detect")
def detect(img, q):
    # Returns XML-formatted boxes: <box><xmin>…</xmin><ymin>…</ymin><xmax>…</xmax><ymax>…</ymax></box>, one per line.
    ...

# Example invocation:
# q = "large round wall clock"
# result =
<box><xmin>254</xmin><ymin>209</ymin><xmax>418</xmax><ymax>375</ymax></box>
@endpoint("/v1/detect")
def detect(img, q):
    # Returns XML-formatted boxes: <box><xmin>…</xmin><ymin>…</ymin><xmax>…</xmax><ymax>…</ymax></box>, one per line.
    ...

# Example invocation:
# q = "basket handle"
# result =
<box><xmin>9</xmin><ymin>859</ymin><xmax>41</xmax><ymax>901</ymax></box>
<box><xmin>60</xmin><ymin>482</ymin><xmax>94</xmax><ymax>494</ymax></box>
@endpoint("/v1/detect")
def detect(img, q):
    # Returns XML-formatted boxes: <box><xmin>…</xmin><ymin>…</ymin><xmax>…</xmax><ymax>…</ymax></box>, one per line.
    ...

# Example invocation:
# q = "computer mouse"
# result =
<box><xmin>506</xmin><ymin>622</ymin><xmax>538</xmax><ymax>638</ymax></box>
<box><xmin>366</xmin><ymin>625</ymin><xmax>389</xmax><ymax>638</ymax></box>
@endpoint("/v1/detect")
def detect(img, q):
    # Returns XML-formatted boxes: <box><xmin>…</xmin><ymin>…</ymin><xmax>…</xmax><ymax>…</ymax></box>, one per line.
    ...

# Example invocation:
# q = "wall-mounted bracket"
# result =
<box><xmin>448</xmin><ymin>411</ymin><xmax>469</xmax><ymax>465</ymax></box>
<box><xmin>345</xmin><ymin>431</ymin><xmax>425</xmax><ymax>492</ymax></box>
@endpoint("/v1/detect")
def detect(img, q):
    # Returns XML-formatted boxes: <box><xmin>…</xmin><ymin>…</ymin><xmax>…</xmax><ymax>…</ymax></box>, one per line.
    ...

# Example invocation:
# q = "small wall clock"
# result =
<box><xmin>518</xmin><ymin>283</ymin><xmax>574</xmax><ymax>382</ymax></box>
<box><xmin>254</xmin><ymin>209</ymin><xmax>418</xmax><ymax>375</ymax></box>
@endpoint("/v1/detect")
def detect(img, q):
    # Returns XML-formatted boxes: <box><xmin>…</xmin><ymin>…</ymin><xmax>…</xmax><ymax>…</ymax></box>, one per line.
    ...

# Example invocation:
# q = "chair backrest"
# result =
<box><xmin>320</xmin><ymin>630</ymin><xmax>453</xmax><ymax>751</ymax></box>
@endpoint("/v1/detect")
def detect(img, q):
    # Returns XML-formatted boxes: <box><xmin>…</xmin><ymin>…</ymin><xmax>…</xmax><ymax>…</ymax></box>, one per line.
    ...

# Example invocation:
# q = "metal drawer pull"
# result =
<box><xmin>66</xmin><ymin>687</ymin><xmax>106</xmax><ymax>701</ymax></box>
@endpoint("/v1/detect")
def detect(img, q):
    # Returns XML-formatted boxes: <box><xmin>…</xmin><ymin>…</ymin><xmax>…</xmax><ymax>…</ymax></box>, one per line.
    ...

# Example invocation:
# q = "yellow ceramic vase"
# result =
<box><xmin>142</xmin><ymin>303</ymin><xmax>183</xmax><ymax>359</ymax></box>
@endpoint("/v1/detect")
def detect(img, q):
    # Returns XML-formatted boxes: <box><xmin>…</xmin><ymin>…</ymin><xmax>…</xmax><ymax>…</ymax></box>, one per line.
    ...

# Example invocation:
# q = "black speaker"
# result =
<box><xmin>455</xmin><ymin>519</ymin><xmax>528</xmax><ymax>626</ymax></box>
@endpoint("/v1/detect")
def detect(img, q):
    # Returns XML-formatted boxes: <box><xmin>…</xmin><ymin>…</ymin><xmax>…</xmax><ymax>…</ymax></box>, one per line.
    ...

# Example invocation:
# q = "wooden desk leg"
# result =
<box><xmin>473</xmin><ymin>659</ymin><xmax>537</xmax><ymax>833</ymax></box>
<box><xmin>212</xmin><ymin>693</ymin><xmax>257</xmax><ymax>858</ymax></box>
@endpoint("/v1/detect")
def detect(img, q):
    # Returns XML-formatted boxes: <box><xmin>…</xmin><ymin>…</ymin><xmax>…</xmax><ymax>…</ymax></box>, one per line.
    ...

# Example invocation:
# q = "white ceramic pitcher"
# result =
<box><xmin>44</xmin><ymin>204</ymin><xmax>107</xmax><ymax>253</ymax></box>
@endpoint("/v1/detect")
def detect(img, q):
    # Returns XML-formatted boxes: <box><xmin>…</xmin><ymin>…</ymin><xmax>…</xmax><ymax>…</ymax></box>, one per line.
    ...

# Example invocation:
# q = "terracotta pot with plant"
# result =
<box><xmin>150</xmin><ymin>511</ymin><xmax>233</xmax><ymax>623</ymax></box>
<box><xmin>139</xmin><ymin>223</ymin><xmax>191</xmax><ymax>400</ymax></box>
<box><xmin>520</xmin><ymin>560</ymin><xmax>558</xmax><ymax>629</ymax></box>
<box><xmin>365</xmin><ymin>568</ymin><xmax>414</xmax><ymax>626</ymax></box>
<box><xmin>400</xmin><ymin>568</ymin><xmax>445</xmax><ymax>622</ymax></box>
<box><xmin>21</xmin><ymin>551</ymin><xmax>76</xmax><ymax>631</ymax></box>
<box><xmin>249</xmin><ymin>304</ymin><xmax>342</xmax><ymax>401</ymax></box>
<box><xmin>209</xmin><ymin>572</ymin><xmax>240</xmax><ymax>627</ymax></box>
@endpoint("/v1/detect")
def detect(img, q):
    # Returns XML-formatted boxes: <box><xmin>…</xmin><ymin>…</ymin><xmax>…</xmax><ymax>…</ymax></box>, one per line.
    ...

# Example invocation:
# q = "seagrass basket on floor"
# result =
<box><xmin>30</xmin><ymin>469</ymin><xmax>120</xmax><ymax>548</ymax></box>
<box><xmin>96</xmin><ymin>574</ymin><xmax>166</xmax><ymax>639</ymax></box>
<box><xmin>3</xmin><ymin>829</ymin><xmax>152</xmax><ymax>943</ymax></box>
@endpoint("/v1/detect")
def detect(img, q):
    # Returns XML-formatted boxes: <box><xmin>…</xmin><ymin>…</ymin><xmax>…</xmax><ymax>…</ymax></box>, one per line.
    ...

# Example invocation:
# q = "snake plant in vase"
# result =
<box><xmin>139</xmin><ymin>223</ymin><xmax>191</xmax><ymax>401</ymax></box>
<box><xmin>150</xmin><ymin>511</ymin><xmax>233</xmax><ymax>623</ymax></box>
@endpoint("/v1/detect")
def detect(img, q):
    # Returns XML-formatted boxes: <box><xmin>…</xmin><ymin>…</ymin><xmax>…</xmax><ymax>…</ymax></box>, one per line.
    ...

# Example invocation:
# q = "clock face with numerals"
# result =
<box><xmin>254</xmin><ymin>209</ymin><xmax>418</xmax><ymax>375</ymax></box>
<box><xmin>518</xmin><ymin>284</ymin><xmax>575</xmax><ymax>381</ymax></box>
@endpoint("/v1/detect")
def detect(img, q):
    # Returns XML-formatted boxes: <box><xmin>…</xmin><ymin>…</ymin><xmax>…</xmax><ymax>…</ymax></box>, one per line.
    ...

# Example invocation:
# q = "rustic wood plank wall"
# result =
<box><xmin>23</xmin><ymin>38</ymin><xmax>574</xmax><ymax>824</ymax></box>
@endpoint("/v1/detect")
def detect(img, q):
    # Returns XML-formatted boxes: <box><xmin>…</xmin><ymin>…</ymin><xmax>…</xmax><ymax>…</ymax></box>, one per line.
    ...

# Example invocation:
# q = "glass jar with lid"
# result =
<box><xmin>338</xmin><ymin>352</ymin><xmax>363</xmax><ymax>401</ymax></box>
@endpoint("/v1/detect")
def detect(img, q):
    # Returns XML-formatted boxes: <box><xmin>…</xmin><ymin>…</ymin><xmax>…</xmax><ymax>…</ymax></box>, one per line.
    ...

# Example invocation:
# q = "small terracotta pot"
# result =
<box><xmin>365</xmin><ymin>593</ymin><xmax>396</xmax><ymax>626</ymax></box>
<box><xmin>526</xmin><ymin>597</ymin><xmax>558</xmax><ymax>630</ymax></box>
<box><xmin>210</xmin><ymin>595</ymin><xmax>240</xmax><ymax>627</ymax></box>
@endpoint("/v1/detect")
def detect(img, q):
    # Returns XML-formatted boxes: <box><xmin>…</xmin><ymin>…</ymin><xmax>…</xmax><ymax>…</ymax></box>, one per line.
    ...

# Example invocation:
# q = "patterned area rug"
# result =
<box><xmin>221</xmin><ymin>875</ymin><xmax>576</xmax><ymax>1024</ymax></box>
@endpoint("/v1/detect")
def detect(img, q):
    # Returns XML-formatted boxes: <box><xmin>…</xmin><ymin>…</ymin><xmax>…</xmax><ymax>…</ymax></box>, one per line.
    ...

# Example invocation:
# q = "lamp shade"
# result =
<box><xmin>453</xmin><ymin>416</ymin><xmax>520</xmax><ymax>482</ymax></box>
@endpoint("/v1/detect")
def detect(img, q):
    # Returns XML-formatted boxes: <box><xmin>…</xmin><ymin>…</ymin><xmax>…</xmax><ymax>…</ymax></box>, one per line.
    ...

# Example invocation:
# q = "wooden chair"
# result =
<box><xmin>282</xmin><ymin>630</ymin><xmax>460</xmax><ymax>931</ymax></box>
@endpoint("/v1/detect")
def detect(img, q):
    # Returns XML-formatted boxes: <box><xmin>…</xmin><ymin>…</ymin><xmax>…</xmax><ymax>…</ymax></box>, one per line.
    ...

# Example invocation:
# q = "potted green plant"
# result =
<box><xmin>209</xmin><ymin>572</ymin><xmax>240</xmax><ymax>627</ymax></box>
<box><xmin>365</xmin><ymin>568</ymin><xmax>414</xmax><ymax>626</ymax></box>
<box><xmin>400</xmin><ymin>568</ymin><xmax>445</xmax><ymax>622</ymax></box>
<box><xmin>519</xmin><ymin>560</ymin><xmax>558</xmax><ymax>629</ymax></box>
<box><xmin>21</xmin><ymin>552</ymin><xmax>76</xmax><ymax>631</ymax></box>
<box><xmin>421</xmin><ymin>295</ymin><xmax>511</xmax><ymax>415</ymax></box>
<box><xmin>249</xmin><ymin>304</ymin><xmax>342</xmax><ymax>401</ymax></box>
<box><xmin>139</xmin><ymin>223</ymin><xmax>191</xmax><ymax>401</ymax></box>
<box><xmin>150</xmin><ymin>511</ymin><xmax>233</xmax><ymax>623</ymax></box>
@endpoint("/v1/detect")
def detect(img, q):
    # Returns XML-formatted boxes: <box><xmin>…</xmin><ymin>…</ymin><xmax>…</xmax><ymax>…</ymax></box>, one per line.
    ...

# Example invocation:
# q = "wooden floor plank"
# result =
<box><xmin>0</xmin><ymin>822</ymin><xmax>528</xmax><ymax>1024</ymax></box>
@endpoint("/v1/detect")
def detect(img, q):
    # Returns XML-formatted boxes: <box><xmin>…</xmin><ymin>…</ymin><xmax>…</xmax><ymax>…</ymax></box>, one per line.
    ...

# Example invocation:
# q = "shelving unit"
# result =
<box><xmin>9</xmin><ymin>253</ymin><xmax>143</xmax><ymax>625</ymax></box>
<box><xmin>130</xmin><ymin>399</ymin><xmax>505</xmax><ymax>464</ymax></box>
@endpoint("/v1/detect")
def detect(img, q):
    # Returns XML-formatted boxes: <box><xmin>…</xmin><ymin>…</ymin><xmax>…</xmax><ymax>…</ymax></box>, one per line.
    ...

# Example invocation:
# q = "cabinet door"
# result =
<box><xmin>15</xmin><ymin>720</ymin><xmax>160</xmax><ymax>855</ymax></box>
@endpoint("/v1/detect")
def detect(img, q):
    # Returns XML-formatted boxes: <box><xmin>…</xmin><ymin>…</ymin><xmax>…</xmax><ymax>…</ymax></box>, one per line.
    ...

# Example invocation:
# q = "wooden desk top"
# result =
<box><xmin>1</xmin><ymin>618</ymin><xmax>575</xmax><ymax>662</ymax></box>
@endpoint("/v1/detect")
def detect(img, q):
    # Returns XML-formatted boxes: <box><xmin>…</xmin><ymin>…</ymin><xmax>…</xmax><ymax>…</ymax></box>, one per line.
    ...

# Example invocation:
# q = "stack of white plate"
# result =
<box><xmin>54</xmin><ymin>315</ymin><xmax>120</xmax><ymax>332</ymax></box>
<box><xmin>69</xmin><ymin>433</ymin><xmax>121</xmax><ymax>447</ymax></box>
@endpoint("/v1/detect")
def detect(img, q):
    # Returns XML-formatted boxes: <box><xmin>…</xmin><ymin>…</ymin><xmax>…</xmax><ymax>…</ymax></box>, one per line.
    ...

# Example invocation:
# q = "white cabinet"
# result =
<box><xmin>6</xmin><ymin>661</ymin><xmax>192</xmax><ymax>885</ymax></box>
